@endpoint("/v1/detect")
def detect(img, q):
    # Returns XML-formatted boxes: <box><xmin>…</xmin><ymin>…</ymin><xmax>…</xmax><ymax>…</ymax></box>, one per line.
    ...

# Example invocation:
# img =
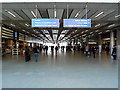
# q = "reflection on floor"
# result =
<box><xmin>2</xmin><ymin>50</ymin><xmax>118</xmax><ymax>88</ymax></box>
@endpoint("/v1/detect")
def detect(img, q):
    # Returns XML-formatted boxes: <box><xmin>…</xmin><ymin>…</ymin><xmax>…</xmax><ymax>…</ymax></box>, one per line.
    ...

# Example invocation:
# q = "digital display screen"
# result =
<box><xmin>32</xmin><ymin>19</ymin><xmax>59</xmax><ymax>27</ymax></box>
<box><xmin>63</xmin><ymin>19</ymin><xmax>91</xmax><ymax>28</ymax></box>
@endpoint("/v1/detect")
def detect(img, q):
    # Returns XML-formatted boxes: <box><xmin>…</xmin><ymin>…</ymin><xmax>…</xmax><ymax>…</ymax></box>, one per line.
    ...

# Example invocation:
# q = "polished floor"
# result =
<box><xmin>2</xmin><ymin>49</ymin><xmax>118</xmax><ymax>88</ymax></box>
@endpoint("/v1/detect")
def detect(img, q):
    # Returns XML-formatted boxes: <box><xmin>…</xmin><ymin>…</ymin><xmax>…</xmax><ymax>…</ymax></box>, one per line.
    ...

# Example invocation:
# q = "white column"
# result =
<box><xmin>110</xmin><ymin>31</ymin><xmax>115</xmax><ymax>54</ymax></box>
<box><xmin>117</xmin><ymin>30</ymin><xmax>120</xmax><ymax>60</ymax></box>
<box><xmin>98</xmin><ymin>35</ymin><xmax>102</xmax><ymax>55</ymax></box>
<box><xmin>0</xmin><ymin>4</ymin><xmax>2</xmax><ymax>89</ymax></box>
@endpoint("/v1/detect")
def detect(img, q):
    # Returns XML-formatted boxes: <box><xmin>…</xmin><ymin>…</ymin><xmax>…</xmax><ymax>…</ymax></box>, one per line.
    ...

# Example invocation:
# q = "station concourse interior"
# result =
<box><xmin>1</xmin><ymin>2</ymin><xmax>120</xmax><ymax>88</ymax></box>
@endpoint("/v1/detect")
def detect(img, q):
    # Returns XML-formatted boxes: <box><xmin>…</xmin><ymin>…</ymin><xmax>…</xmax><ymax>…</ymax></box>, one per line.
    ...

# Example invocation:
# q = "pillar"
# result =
<box><xmin>0</xmin><ymin>3</ymin><xmax>2</xmax><ymax>89</ymax></box>
<box><xmin>117</xmin><ymin>29</ymin><xmax>120</xmax><ymax>60</ymax></box>
<box><xmin>110</xmin><ymin>31</ymin><xmax>115</xmax><ymax>54</ymax></box>
<box><xmin>117</xmin><ymin>29</ymin><xmax>120</xmax><ymax>90</ymax></box>
<box><xmin>98</xmin><ymin>35</ymin><xmax>102</xmax><ymax>55</ymax></box>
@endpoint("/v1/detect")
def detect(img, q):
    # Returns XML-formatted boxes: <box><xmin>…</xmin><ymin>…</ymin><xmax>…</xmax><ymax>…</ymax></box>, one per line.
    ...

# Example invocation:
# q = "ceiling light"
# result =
<box><xmin>106</xmin><ymin>30</ymin><xmax>110</xmax><ymax>32</ymax></box>
<box><xmin>95</xmin><ymin>30</ymin><xmax>99</xmax><ymax>32</ymax></box>
<box><xmin>75</xmin><ymin>30</ymin><xmax>77</xmax><ymax>32</ymax></box>
<box><xmin>11</xmin><ymin>24</ymin><xmax>15</xmax><ymax>27</ymax></box>
<box><xmin>90</xmin><ymin>32</ymin><xmax>93</xmax><ymax>34</ymax></box>
<box><xmin>98</xmin><ymin>32</ymin><xmax>102</xmax><ymax>34</ymax></box>
<box><xmin>81</xmin><ymin>31</ymin><xmax>84</xmax><ymax>34</ymax></box>
<box><xmin>22</xmin><ymin>30</ymin><xmax>25</xmax><ymax>32</ymax></box>
<box><xmin>26</xmin><ymin>31</ymin><xmax>29</xmax><ymax>34</ymax></box>
<box><xmin>95</xmin><ymin>12</ymin><xmax>104</xmax><ymax>18</ymax></box>
<box><xmin>82</xmin><ymin>34</ymin><xmax>86</xmax><ymax>36</ymax></box>
<box><xmin>6</xmin><ymin>10</ymin><xmax>16</xmax><ymax>17</ymax></box>
<box><xmin>31</xmin><ymin>11</ymin><xmax>36</xmax><ymax>17</ymax></box>
<box><xmin>85</xmin><ymin>30</ymin><xmax>88</xmax><ymax>32</ymax></box>
<box><xmin>75</xmin><ymin>13</ymin><xmax>79</xmax><ymax>17</ymax></box>
<box><xmin>115</xmin><ymin>14</ymin><xmax>120</xmax><ymax>18</ymax></box>
<box><xmin>95</xmin><ymin>24</ymin><xmax>100</xmax><ymax>27</ymax></box>
<box><xmin>25</xmin><ymin>24</ymin><xmax>29</xmax><ymax>27</ymax></box>
<box><xmin>108</xmin><ymin>24</ymin><xmax>115</xmax><ymax>28</ymax></box>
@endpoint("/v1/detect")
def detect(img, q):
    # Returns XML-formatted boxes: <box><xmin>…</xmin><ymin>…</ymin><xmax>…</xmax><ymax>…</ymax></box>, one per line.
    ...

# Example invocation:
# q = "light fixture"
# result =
<box><xmin>98</xmin><ymin>32</ymin><xmax>102</xmax><ymax>34</ymax></box>
<box><xmin>95</xmin><ymin>24</ymin><xmax>100</xmax><ymax>27</ymax></box>
<box><xmin>31</xmin><ymin>11</ymin><xmax>36</xmax><ymax>17</ymax></box>
<box><xmin>108</xmin><ymin>24</ymin><xmax>115</xmax><ymax>28</ymax></box>
<box><xmin>6</xmin><ymin>10</ymin><xmax>16</xmax><ymax>17</ymax></box>
<box><xmin>81</xmin><ymin>31</ymin><xmax>84</xmax><ymax>34</ymax></box>
<box><xmin>106</xmin><ymin>30</ymin><xmax>110</xmax><ymax>32</ymax></box>
<box><xmin>22</xmin><ymin>30</ymin><xmax>25</xmax><ymax>32</ymax></box>
<box><xmin>82</xmin><ymin>34</ymin><xmax>86</xmax><ymax>36</ymax></box>
<box><xmin>75</xmin><ymin>10</ymin><xmax>81</xmax><ymax>17</ymax></box>
<box><xmin>75</xmin><ymin>13</ymin><xmax>79</xmax><ymax>17</ymax></box>
<box><xmin>95</xmin><ymin>12</ymin><xmax>104</xmax><ymax>18</ymax></box>
<box><xmin>11</xmin><ymin>24</ymin><xmax>15</xmax><ymax>27</ymax></box>
<box><xmin>75</xmin><ymin>30</ymin><xmax>77</xmax><ymax>32</ymax></box>
<box><xmin>115</xmin><ymin>14</ymin><xmax>120</xmax><ymax>18</ymax></box>
<box><xmin>26</xmin><ymin>31</ymin><xmax>29</xmax><ymax>34</ymax></box>
<box><xmin>85</xmin><ymin>30</ymin><xmax>88</xmax><ymax>32</ymax></box>
<box><xmin>90</xmin><ymin>32</ymin><xmax>93</xmax><ymax>34</ymax></box>
<box><xmin>95</xmin><ymin>30</ymin><xmax>99</xmax><ymax>32</ymax></box>
<box><xmin>25</xmin><ymin>24</ymin><xmax>29</xmax><ymax>27</ymax></box>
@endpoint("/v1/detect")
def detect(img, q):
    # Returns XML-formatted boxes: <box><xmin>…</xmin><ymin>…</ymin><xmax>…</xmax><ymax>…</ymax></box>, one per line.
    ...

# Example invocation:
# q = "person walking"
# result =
<box><xmin>33</xmin><ymin>46</ymin><xmax>39</xmax><ymax>62</ymax></box>
<box><xmin>85</xmin><ymin>45</ymin><xmax>89</xmax><ymax>56</ymax></box>
<box><xmin>55</xmin><ymin>46</ymin><xmax>58</xmax><ymax>55</ymax></box>
<box><xmin>92</xmin><ymin>46</ymin><xmax>96</xmax><ymax>58</ymax></box>
<box><xmin>112</xmin><ymin>45</ymin><xmax>117</xmax><ymax>60</ymax></box>
<box><xmin>45</xmin><ymin>46</ymin><xmax>48</xmax><ymax>54</ymax></box>
<box><xmin>24</xmin><ymin>46</ymin><xmax>30</xmax><ymax>62</ymax></box>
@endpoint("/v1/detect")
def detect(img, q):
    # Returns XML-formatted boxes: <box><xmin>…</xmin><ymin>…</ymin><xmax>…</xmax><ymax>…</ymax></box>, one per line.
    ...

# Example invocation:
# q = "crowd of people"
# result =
<box><xmin>23</xmin><ymin>44</ymin><xmax>117</xmax><ymax>62</ymax></box>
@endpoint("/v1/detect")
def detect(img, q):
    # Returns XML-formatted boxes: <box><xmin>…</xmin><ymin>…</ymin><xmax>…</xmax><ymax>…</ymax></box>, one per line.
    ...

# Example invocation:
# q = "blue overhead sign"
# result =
<box><xmin>32</xmin><ymin>19</ymin><xmax>59</xmax><ymax>27</ymax></box>
<box><xmin>63</xmin><ymin>19</ymin><xmax>91</xmax><ymax>28</ymax></box>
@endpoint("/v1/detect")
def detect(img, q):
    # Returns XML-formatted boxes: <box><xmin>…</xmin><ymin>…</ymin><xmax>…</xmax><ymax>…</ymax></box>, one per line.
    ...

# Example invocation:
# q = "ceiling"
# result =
<box><xmin>1</xmin><ymin>2</ymin><xmax>120</xmax><ymax>43</ymax></box>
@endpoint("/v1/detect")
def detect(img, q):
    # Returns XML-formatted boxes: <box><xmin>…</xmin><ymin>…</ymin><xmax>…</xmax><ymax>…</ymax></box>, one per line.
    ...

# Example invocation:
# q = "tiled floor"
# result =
<box><xmin>2</xmin><ymin>50</ymin><xmax>118</xmax><ymax>88</ymax></box>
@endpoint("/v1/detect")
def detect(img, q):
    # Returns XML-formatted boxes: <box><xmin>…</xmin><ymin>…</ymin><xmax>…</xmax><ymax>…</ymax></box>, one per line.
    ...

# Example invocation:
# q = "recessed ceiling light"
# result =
<box><xmin>95</xmin><ymin>12</ymin><xmax>104</xmax><ymax>18</ymax></box>
<box><xmin>95</xmin><ymin>30</ymin><xmax>99</xmax><ymax>32</ymax></box>
<box><xmin>108</xmin><ymin>24</ymin><xmax>115</xmax><ymax>28</ymax></box>
<box><xmin>75</xmin><ymin>13</ymin><xmax>79</xmax><ymax>17</ymax></box>
<box><xmin>81</xmin><ymin>31</ymin><xmax>84</xmax><ymax>34</ymax></box>
<box><xmin>25</xmin><ymin>24</ymin><xmax>29</xmax><ymax>27</ymax></box>
<box><xmin>90</xmin><ymin>32</ymin><xmax>93</xmax><ymax>34</ymax></box>
<box><xmin>95</xmin><ymin>24</ymin><xmax>100</xmax><ymax>27</ymax></box>
<box><xmin>11</xmin><ymin>24</ymin><xmax>15</xmax><ymax>27</ymax></box>
<box><xmin>31</xmin><ymin>10</ymin><xmax>36</xmax><ymax>17</ymax></box>
<box><xmin>106</xmin><ymin>30</ymin><xmax>110</xmax><ymax>32</ymax></box>
<box><xmin>98</xmin><ymin>32</ymin><xmax>102</xmax><ymax>34</ymax></box>
<box><xmin>6</xmin><ymin>10</ymin><xmax>16</xmax><ymax>17</ymax></box>
<box><xmin>115</xmin><ymin>14</ymin><xmax>120</xmax><ymax>18</ymax></box>
<box><xmin>22</xmin><ymin>30</ymin><xmax>25</xmax><ymax>32</ymax></box>
<box><xmin>85</xmin><ymin>30</ymin><xmax>88</xmax><ymax>32</ymax></box>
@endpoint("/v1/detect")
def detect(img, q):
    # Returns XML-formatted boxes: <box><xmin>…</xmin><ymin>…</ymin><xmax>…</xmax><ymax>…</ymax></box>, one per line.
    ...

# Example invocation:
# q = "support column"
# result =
<box><xmin>0</xmin><ymin>3</ymin><xmax>2</xmax><ymax>89</ymax></box>
<box><xmin>98</xmin><ymin>35</ymin><xmax>102</xmax><ymax>55</ymax></box>
<box><xmin>117</xmin><ymin>29</ymin><xmax>120</xmax><ymax>60</ymax></box>
<box><xmin>110</xmin><ymin>31</ymin><xmax>115</xmax><ymax>54</ymax></box>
